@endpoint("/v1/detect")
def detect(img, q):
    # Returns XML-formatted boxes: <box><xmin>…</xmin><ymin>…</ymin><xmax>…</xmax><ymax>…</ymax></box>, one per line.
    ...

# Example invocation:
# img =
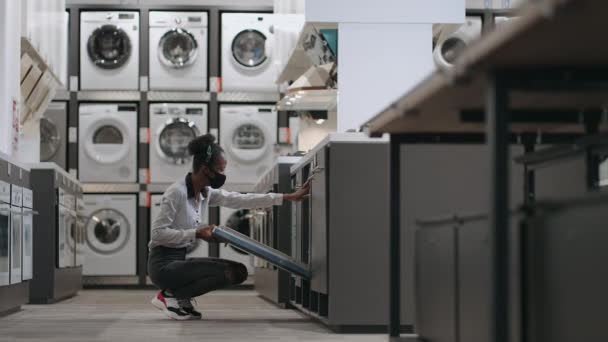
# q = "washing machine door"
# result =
<box><xmin>86</xmin><ymin>209</ymin><xmax>131</xmax><ymax>255</ymax></box>
<box><xmin>231</xmin><ymin>29</ymin><xmax>268</xmax><ymax>69</ymax></box>
<box><xmin>40</xmin><ymin>117</ymin><xmax>61</xmax><ymax>161</ymax></box>
<box><xmin>225</xmin><ymin>209</ymin><xmax>252</xmax><ymax>255</ymax></box>
<box><xmin>85</xmin><ymin>118</ymin><xmax>131</xmax><ymax>164</ymax></box>
<box><xmin>226</xmin><ymin>120</ymin><xmax>271</xmax><ymax>164</ymax></box>
<box><xmin>158</xmin><ymin>28</ymin><xmax>198</xmax><ymax>68</ymax></box>
<box><xmin>156</xmin><ymin>117</ymin><xmax>200</xmax><ymax>165</ymax></box>
<box><xmin>87</xmin><ymin>24</ymin><xmax>132</xmax><ymax>69</ymax></box>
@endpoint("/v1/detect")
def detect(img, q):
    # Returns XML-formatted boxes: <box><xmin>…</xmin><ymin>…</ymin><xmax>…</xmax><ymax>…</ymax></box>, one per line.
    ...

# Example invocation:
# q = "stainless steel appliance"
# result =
<box><xmin>29</xmin><ymin>163</ymin><xmax>83</xmax><ymax>303</ymax></box>
<box><xmin>0</xmin><ymin>155</ymin><xmax>32</xmax><ymax>314</ymax></box>
<box><xmin>251</xmin><ymin>156</ymin><xmax>301</xmax><ymax>307</ymax></box>
<box><xmin>289</xmin><ymin>133</ymin><xmax>404</xmax><ymax>332</ymax></box>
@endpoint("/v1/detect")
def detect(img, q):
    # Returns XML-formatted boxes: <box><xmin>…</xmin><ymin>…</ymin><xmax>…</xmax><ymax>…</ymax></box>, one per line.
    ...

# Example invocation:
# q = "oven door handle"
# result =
<box><xmin>0</xmin><ymin>208</ymin><xmax>26</xmax><ymax>216</ymax></box>
<box><xmin>22</xmin><ymin>209</ymin><xmax>39</xmax><ymax>216</ymax></box>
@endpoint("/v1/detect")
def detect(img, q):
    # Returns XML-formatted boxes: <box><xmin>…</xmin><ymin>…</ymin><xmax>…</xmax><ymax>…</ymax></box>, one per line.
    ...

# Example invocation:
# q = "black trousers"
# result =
<box><xmin>148</xmin><ymin>246</ymin><xmax>248</xmax><ymax>299</ymax></box>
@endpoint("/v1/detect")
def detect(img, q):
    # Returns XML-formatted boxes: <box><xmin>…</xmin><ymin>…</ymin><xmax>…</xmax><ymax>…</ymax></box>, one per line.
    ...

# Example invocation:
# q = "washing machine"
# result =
<box><xmin>219</xmin><ymin>104</ymin><xmax>277</xmax><ymax>186</ymax></box>
<box><xmin>433</xmin><ymin>16</ymin><xmax>482</xmax><ymax>70</ymax></box>
<box><xmin>149</xmin><ymin>11</ymin><xmax>208</xmax><ymax>91</ymax></box>
<box><xmin>149</xmin><ymin>103</ymin><xmax>208</xmax><ymax>183</ymax></box>
<box><xmin>150</xmin><ymin>194</ymin><xmax>208</xmax><ymax>258</ymax></box>
<box><xmin>40</xmin><ymin>102</ymin><xmax>67</xmax><ymax>170</ymax></box>
<box><xmin>78</xmin><ymin>103</ymin><xmax>137</xmax><ymax>183</ymax></box>
<box><xmin>221</xmin><ymin>13</ymin><xmax>277</xmax><ymax>92</ymax></box>
<box><xmin>82</xmin><ymin>194</ymin><xmax>137</xmax><ymax>276</ymax></box>
<box><xmin>219</xmin><ymin>207</ymin><xmax>254</xmax><ymax>275</ymax></box>
<box><xmin>80</xmin><ymin>11</ymin><xmax>139</xmax><ymax>90</ymax></box>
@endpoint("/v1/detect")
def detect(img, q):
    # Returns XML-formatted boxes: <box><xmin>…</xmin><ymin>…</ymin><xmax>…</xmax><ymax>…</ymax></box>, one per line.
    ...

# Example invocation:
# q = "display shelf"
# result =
<box><xmin>146</xmin><ymin>183</ymin><xmax>171</xmax><ymax>193</ymax></box>
<box><xmin>53</xmin><ymin>89</ymin><xmax>71</xmax><ymax>101</ymax></box>
<box><xmin>364</xmin><ymin>0</ymin><xmax>608</xmax><ymax>135</ymax></box>
<box><xmin>276</xmin><ymin>22</ymin><xmax>338</xmax><ymax>85</ymax></box>
<box><xmin>146</xmin><ymin>91</ymin><xmax>211</xmax><ymax>102</ymax></box>
<box><xmin>217</xmin><ymin>92</ymin><xmax>280</xmax><ymax>103</ymax></box>
<box><xmin>276</xmin><ymin>88</ymin><xmax>337</xmax><ymax>112</ymax></box>
<box><xmin>77</xmin><ymin>91</ymin><xmax>142</xmax><ymax>101</ymax></box>
<box><xmin>82</xmin><ymin>183</ymin><xmax>140</xmax><ymax>193</ymax></box>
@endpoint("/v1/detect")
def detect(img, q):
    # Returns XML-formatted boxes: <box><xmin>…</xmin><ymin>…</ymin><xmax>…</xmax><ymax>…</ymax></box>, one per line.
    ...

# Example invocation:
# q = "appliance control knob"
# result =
<box><xmin>175</xmin><ymin>18</ymin><xmax>182</xmax><ymax>25</ymax></box>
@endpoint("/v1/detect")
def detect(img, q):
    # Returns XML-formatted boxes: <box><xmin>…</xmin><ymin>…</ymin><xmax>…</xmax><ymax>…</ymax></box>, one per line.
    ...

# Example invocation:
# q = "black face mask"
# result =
<box><xmin>208</xmin><ymin>169</ymin><xmax>226</xmax><ymax>189</ymax></box>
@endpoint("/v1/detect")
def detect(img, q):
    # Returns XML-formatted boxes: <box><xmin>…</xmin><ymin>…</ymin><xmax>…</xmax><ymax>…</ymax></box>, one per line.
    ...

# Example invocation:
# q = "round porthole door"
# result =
<box><xmin>40</xmin><ymin>117</ymin><xmax>61</xmax><ymax>161</ymax></box>
<box><xmin>231</xmin><ymin>29</ymin><xmax>268</xmax><ymax>69</ymax></box>
<box><xmin>87</xmin><ymin>24</ymin><xmax>132</xmax><ymax>69</ymax></box>
<box><xmin>86</xmin><ymin>209</ymin><xmax>131</xmax><ymax>255</ymax></box>
<box><xmin>226</xmin><ymin>120</ymin><xmax>270</xmax><ymax>164</ymax></box>
<box><xmin>158</xmin><ymin>28</ymin><xmax>198</xmax><ymax>68</ymax></box>
<box><xmin>84</xmin><ymin>118</ymin><xmax>130</xmax><ymax>165</ymax></box>
<box><xmin>156</xmin><ymin>118</ymin><xmax>200</xmax><ymax>165</ymax></box>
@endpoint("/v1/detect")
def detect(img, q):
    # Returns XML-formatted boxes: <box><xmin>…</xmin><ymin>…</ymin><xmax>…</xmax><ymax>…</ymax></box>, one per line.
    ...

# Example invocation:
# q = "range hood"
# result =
<box><xmin>276</xmin><ymin>63</ymin><xmax>337</xmax><ymax>112</ymax></box>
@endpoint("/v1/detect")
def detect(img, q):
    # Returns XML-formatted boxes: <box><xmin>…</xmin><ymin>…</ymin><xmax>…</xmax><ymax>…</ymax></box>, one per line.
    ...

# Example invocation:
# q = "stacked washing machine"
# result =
<box><xmin>59</xmin><ymin>5</ymin><xmax>290</xmax><ymax>285</ymax></box>
<box><xmin>80</xmin><ymin>11</ymin><xmax>140</xmax><ymax>90</ymax></box>
<box><xmin>149</xmin><ymin>11</ymin><xmax>208</xmax><ymax>91</ymax></box>
<box><xmin>221</xmin><ymin>13</ymin><xmax>278</xmax><ymax>92</ymax></box>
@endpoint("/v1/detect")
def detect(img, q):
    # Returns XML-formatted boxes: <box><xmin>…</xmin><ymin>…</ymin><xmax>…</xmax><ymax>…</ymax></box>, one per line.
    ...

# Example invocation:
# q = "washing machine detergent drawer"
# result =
<box><xmin>213</xmin><ymin>226</ymin><xmax>311</xmax><ymax>279</ymax></box>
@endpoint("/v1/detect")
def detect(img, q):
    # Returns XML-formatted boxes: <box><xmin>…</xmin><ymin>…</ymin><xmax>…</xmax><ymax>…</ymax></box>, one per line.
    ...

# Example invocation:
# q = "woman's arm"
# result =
<box><xmin>209</xmin><ymin>178</ymin><xmax>311</xmax><ymax>209</ymax></box>
<box><xmin>150</xmin><ymin>190</ymin><xmax>197</xmax><ymax>247</ymax></box>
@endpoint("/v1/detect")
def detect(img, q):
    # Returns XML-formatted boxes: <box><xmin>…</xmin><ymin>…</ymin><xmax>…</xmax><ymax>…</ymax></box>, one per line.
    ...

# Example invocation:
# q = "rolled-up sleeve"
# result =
<box><xmin>208</xmin><ymin>188</ymin><xmax>283</xmax><ymax>209</ymax></box>
<box><xmin>151</xmin><ymin>189</ymin><xmax>197</xmax><ymax>247</ymax></box>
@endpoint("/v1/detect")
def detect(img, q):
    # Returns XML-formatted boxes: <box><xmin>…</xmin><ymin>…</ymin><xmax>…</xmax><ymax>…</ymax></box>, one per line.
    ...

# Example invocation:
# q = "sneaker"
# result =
<box><xmin>179</xmin><ymin>298</ymin><xmax>202</xmax><ymax>320</ymax></box>
<box><xmin>151</xmin><ymin>291</ymin><xmax>192</xmax><ymax>321</ymax></box>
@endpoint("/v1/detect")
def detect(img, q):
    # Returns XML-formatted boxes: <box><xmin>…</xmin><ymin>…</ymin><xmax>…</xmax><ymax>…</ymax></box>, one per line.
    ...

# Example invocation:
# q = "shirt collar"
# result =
<box><xmin>185</xmin><ymin>173</ymin><xmax>196</xmax><ymax>198</ymax></box>
<box><xmin>185</xmin><ymin>173</ymin><xmax>207</xmax><ymax>199</ymax></box>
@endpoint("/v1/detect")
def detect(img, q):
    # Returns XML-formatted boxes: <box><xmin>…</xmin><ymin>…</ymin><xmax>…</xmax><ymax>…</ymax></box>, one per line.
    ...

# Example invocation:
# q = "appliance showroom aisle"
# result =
<box><xmin>0</xmin><ymin>290</ymin><xmax>384</xmax><ymax>342</ymax></box>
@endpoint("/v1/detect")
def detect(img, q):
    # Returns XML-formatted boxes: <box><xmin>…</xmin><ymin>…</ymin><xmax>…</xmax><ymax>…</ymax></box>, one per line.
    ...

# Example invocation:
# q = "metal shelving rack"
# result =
<box><xmin>61</xmin><ymin>0</ymin><xmax>278</xmax><ymax>286</ymax></box>
<box><xmin>365</xmin><ymin>0</ymin><xmax>608</xmax><ymax>340</ymax></box>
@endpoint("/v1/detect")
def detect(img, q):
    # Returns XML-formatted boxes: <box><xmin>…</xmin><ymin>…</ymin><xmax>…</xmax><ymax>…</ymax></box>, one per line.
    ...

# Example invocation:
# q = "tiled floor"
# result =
<box><xmin>0</xmin><ymin>289</ymin><xmax>386</xmax><ymax>341</ymax></box>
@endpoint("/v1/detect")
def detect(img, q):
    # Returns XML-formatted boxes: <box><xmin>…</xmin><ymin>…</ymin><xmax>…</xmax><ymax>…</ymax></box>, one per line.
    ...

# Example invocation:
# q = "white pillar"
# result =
<box><xmin>337</xmin><ymin>23</ymin><xmax>433</xmax><ymax>132</ymax></box>
<box><xmin>0</xmin><ymin>0</ymin><xmax>21</xmax><ymax>156</ymax></box>
<box><xmin>305</xmin><ymin>0</ymin><xmax>465</xmax><ymax>132</ymax></box>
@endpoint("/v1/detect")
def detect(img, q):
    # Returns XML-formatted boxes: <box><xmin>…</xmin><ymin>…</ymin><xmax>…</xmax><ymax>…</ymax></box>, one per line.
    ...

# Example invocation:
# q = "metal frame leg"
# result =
<box><xmin>486</xmin><ymin>73</ymin><xmax>510</xmax><ymax>342</ymax></box>
<box><xmin>389</xmin><ymin>136</ymin><xmax>402</xmax><ymax>338</ymax></box>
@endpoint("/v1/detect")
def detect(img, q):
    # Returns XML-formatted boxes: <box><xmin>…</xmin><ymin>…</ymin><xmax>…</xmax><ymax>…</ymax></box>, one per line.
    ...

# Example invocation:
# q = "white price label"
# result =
<box><xmin>69</xmin><ymin>127</ymin><xmax>77</xmax><ymax>143</ymax></box>
<box><xmin>139</xmin><ymin>128</ymin><xmax>149</xmax><ymax>144</ymax></box>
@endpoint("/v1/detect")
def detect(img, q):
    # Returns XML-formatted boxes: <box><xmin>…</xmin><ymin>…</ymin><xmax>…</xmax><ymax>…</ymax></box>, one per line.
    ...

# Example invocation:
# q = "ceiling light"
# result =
<box><xmin>315</xmin><ymin>119</ymin><xmax>326</xmax><ymax>124</ymax></box>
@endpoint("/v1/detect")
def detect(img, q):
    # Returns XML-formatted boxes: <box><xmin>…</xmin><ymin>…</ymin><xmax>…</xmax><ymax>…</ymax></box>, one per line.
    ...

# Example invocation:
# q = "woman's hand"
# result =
<box><xmin>196</xmin><ymin>224</ymin><xmax>217</xmax><ymax>242</ymax></box>
<box><xmin>284</xmin><ymin>177</ymin><xmax>312</xmax><ymax>202</ymax></box>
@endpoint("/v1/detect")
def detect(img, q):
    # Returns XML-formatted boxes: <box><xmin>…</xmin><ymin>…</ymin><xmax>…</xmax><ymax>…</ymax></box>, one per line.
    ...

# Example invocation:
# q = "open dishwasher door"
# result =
<box><xmin>212</xmin><ymin>226</ymin><xmax>311</xmax><ymax>279</ymax></box>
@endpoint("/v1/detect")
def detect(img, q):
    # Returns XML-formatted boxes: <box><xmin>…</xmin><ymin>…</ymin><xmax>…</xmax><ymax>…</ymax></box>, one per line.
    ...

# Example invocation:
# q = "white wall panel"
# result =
<box><xmin>337</xmin><ymin>23</ymin><xmax>434</xmax><ymax>132</ymax></box>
